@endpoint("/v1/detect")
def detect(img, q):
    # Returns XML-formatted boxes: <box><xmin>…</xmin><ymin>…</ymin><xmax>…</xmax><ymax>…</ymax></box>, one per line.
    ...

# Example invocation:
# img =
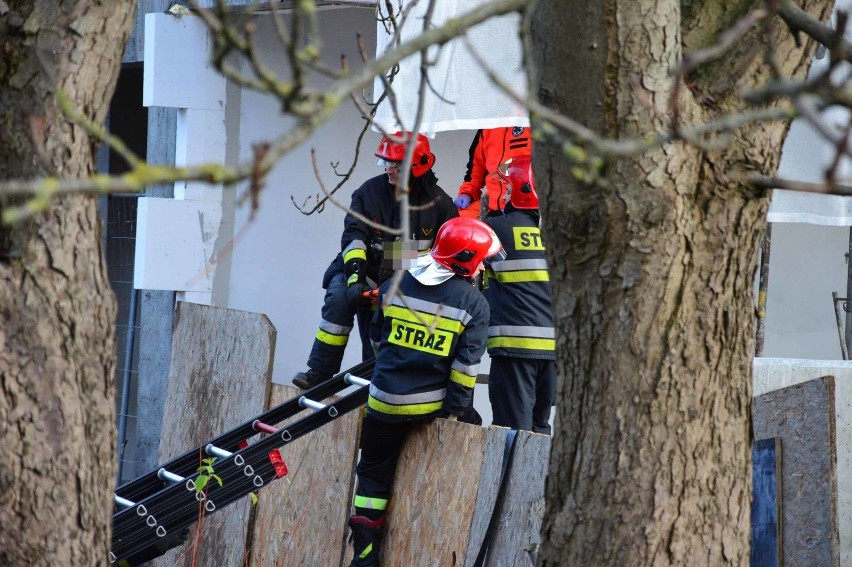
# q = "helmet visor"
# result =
<box><xmin>377</xmin><ymin>158</ymin><xmax>401</xmax><ymax>168</ymax></box>
<box><xmin>484</xmin><ymin>248</ymin><xmax>507</xmax><ymax>267</ymax></box>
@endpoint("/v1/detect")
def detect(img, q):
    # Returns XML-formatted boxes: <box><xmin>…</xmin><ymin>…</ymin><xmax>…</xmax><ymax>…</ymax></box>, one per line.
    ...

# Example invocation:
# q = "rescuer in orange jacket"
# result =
<box><xmin>453</xmin><ymin>126</ymin><xmax>533</xmax><ymax>219</ymax></box>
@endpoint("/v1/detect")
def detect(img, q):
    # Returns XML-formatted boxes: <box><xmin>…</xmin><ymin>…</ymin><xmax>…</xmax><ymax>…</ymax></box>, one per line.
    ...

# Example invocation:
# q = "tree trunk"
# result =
<box><xmin>0</xmin><ymin>2</ymin><xmax>134</xmax><ymax>564</ymax></box>
<box><xmin>531</xmin><ymin>1</ymin><xmax>832</xmax><ymax>565</ymax></box>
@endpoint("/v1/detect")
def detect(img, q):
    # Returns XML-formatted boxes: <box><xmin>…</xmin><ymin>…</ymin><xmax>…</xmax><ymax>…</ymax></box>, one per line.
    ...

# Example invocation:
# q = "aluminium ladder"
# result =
<box><xmin>110</xmin><ymin>360</ymin><xmax>374</xmax><ymax>565</ymax></box>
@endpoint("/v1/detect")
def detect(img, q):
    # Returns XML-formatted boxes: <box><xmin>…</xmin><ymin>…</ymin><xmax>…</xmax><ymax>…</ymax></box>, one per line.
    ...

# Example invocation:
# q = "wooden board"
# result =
<box><xmin>751</xmin><ymin>438</ymin><xmax>782</xmax><ymax>567</ymax></box>
<box><xmin>247</xmin><ymin>385</ymin><xmax>361</xmax><ymax>567</ymax></box>
<box><xmin>380</xmin><ymin>420</ymin><xmax>509</xmax><ymax>567</ymax></box>
<box><xmin>752</xmin><ymin>376</ymin><xmax>840</xmax><ymax>567</ymax></box>
<box><xmin>482</xmin><ymin>429</ymin><xmax>550</xmax><ymax>566</ymax></box>
<box><xmin>153</xmin><ymin>302</ymin><xmax>276</xmax><ymax>567</ymax></box>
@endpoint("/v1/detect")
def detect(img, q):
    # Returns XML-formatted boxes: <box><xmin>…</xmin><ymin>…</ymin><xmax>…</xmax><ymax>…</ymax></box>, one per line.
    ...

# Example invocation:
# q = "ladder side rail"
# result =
<box><xmin>111</xmin><ymin>384</ymin><xmax>370</xmax><ymax>564</ymax></box>
<box><xmin>116</xmin><ymin>360</ymin><xmax>374</xmax><ymax>501</ymax></box>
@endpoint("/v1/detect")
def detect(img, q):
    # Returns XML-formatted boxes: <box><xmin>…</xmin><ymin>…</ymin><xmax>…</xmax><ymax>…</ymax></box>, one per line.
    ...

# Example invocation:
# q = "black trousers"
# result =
<box><xmin>488</xmin><ymin>356</ymin><xmax>556</xmax><ymax>435</ymax></box>
<box><xmin>306</xmin><ymin>270</ymin><xmax>374</xmax><ymax>375</ymax></box>
<box><xmin>353</xmin><ymin>414</ymin><xmax>425</xmax><ymax>520</ymax></box>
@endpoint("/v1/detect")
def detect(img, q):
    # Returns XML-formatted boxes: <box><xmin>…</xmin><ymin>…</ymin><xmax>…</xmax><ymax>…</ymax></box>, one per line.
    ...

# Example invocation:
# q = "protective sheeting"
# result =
<box><xmin>768</xmin><ymin>191</ymin><xmax>852</xmax><ymax>226</ymax></box>
<box><xmin>373</xmin><ymin>0</ymin><xmax>529</xmax><ymax>135</ymax></box>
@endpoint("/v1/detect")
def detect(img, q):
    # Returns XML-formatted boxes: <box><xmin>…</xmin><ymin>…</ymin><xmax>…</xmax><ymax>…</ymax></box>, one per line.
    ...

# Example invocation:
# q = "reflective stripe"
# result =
<box><xmin>490</xmin><ymin>259</ymin><xmax>548</xmax><ymax>272</ymax></box>
<box><xmin>491</xmin><ymin>270</ymin><xmax>549</xmax><ymax>283</ymax></box>
<box><xmin>354</xmin><ymin>495</ymin><xmax>388</xmax><ymax>511</ymax></box>
<box><xmin>347</xmin><ymin>273</ymin><xmax>360</xmax><ymax>285</ymax></box>
<box><xmin>368</xmin><ymin>395</ymin><xmax>444</xmax><ymax>416</ymax></box>
<box><xmin>319</xmin><ymin>319</ymin><xmax>352</xmax><ymax>335</ymax></box>
<box><xmin>369</xmin><ymin>383</ymin><xmax>446</xmax><ymax>405</ymax></box>
<box><xmin>487</xmin><ymin>336</ymin><xmax>555</xmax><ymax>350</ymax></box>
<box><xmin>316</xmin><ymin>329</ymin><xmax>349</xmax><ymax>346</ymax></box>
<box><xmin>384</xmin><ymin>305</ymin><xmax>463</xmax><ymax>335</ymax></box>
<box><xmin>390</xmin><ymin>294</ymin><xmax>472</xmax><ymax>326</ymax></box>
<box><xmin>343</xmin><ymin>239</ymin><xmax>367</xmax><ymax>256</ymax></box>
<box><xmin>449</xmin><ymin>369</ymin><xmax>476</xmax><ymax>388</ymax></box>
<box><xmin>488</xmin><ymin>325</ymin><xmax>554</xmax><ymax>339</ymax></box>
<box><xmin>489</xmin><ymin>258</ymin><xmax>550</xmax><ymax>283</ymax></box>
<box><xmin>360</xmin><ymin>544</ymin><xmax>373</xmax><ymax>559</ymax></box>
<box><xmin>451</xmin><ymin>359</ymin><xmax>480</xmax><ymax>377</ymax></box>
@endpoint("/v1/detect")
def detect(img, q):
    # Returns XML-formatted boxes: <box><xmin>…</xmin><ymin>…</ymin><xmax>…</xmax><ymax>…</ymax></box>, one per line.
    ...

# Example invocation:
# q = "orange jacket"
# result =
<box><xmin>456</xmin><ymin>127</ymin><xmax>532</xmax><ymax>216</ymax></box>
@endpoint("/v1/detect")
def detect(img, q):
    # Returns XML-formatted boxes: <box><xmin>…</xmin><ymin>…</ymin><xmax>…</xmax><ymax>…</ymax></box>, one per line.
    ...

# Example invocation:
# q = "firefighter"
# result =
<box><xmin>292</xmin><ymin>132</ymin><xmax>458</xmax><ymax>390</ymax></box>
<box><xmin>453</xmin><ymin>126</ymin><xmax>532</xmax><ymax>219</ymax></box>
<box><xmin>347</xmin><ymin>217</ymin><xmax>504</xmax><ymax>566</ymax></box>
<box><xmin>482</xmin><ymin>155</ymin><xmax>556</xmax><ymax>434</ymax></box>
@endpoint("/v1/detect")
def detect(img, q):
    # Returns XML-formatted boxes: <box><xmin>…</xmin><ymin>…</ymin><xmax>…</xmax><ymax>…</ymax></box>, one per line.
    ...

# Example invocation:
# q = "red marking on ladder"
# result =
<box><xmin>238</xmin><ymin>440</ymin><xmax>249</xmax><ymax>450</ymax></box>
<box><xmin>268</xmin><ymin>449</ymin><xmax>288</xmax><ymax>477</ymax></box>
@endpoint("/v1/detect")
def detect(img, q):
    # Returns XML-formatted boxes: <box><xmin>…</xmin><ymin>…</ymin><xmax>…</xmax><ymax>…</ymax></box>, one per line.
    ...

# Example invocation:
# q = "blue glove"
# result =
<box><xmin>454</xmin><ymin>195</ymin><xmax>472</xmax><ymax>209</ymax></box>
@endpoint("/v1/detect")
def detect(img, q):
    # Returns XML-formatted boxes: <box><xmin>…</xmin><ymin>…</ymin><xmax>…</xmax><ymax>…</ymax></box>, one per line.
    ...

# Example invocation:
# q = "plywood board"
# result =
<box><xmin>752</xmin><ymin>376</ymin><xmax>839</xmax><ymax>567</ymax></box>
<box><xmin>153</xmin><ymin>302</ymin><xmax>276</xmax><ymax>567</ymax></box>
<box><xmin>483</xmin><ymin>429</ymin><xmax>550</xmax><ymax>567</ymax></box>
<box><xmin>247</xmin><ymin>385</ymin><xmax>361</xmax><ymax>567</ymax></box>
<box><xmin>380</xmin><ymin>420</ymin><xmax>508</xmax><ymax>567</ymax></box>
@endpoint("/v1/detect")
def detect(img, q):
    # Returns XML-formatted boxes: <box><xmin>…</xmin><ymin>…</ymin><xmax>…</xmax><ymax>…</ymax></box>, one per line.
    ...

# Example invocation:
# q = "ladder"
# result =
<box><xmin>110</xmin><ymin>360</ymin><xmax>375</xmax><ymax>565</ymax></box>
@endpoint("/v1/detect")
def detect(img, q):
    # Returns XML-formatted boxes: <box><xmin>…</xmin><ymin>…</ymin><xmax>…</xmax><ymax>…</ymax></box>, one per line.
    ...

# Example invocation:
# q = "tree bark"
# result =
<box><xmin>531</xmin><ymin>1</ymin><xmax>832</xmax><ymax>565</ymax></box>
<box><xmin>0</xmin><ymin>1</ymin><xmax>134</xmax><ymax>564</ymax></box>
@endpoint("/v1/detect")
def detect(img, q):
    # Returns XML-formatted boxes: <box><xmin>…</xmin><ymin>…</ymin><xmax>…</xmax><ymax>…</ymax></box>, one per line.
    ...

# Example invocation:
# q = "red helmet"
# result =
<box><xmin>498</xmin><ymin>155</ymin><xmax>538</xmax><ymax>209</ymax></box>
<box><xmin>430</xmin><ymin>218</ymin><xmax>505</xmax><ymax>277</ymax></box>
<box><xmin>375</xmin><ymin>131</ymin><xmax>436</xmax><ymax>177</ymax></box>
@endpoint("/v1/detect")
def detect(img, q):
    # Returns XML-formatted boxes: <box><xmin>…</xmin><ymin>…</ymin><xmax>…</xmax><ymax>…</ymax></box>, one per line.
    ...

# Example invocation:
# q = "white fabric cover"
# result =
<box><xmin>373</xmin><ymin>0</ymin><xmax>529</xmax><ymax>135</ymax></box>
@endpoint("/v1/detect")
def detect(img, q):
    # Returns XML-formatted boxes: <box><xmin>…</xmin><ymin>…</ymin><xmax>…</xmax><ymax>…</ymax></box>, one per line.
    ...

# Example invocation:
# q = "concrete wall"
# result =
<box><xmin>753</xmin><ymin>358</ymin><xmax>852</xmax><ymax>565</ymax></box>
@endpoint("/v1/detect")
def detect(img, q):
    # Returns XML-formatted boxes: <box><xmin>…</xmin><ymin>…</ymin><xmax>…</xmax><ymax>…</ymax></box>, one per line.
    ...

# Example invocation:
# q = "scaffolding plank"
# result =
<box><xmin>752</xmin><ymin>376</ymin><xmax>839</xmax><ymax>567</ymax></box>
<box><xmin>483</xmin><ymin>429</ymin><xmax>550</xmax><ymax>566</ymax></box>
<box><xmin>247</xmin><ymin>384</ymin><xmax>361</xmax><ymax>567</ymax></box>
<box><xmin>153</xmin><ymin>302</ymin><xmax>276</xmax><ymax>567</ymax></box>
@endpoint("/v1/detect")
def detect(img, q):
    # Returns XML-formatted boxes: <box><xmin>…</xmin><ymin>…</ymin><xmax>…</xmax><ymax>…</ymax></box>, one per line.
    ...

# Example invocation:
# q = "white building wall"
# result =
<box><xmin>224</xmin><ymin>9</ymin><xmax>487</xmax><ymax>398</ymax></box>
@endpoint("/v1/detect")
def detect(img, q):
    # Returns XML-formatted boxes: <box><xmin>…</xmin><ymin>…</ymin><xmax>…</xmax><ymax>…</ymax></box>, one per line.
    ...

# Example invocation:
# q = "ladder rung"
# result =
<box><xmin>252</xmin><ymin>420</ymin><xmax>278</xmax><ymax>434</ymax></box>
<box><xmin>114</xmin><ymin>495</ymin><xmax>135</xmax><ymax>509</ymax></box>
<box><xmin>345</xmin><ymin>373</ymin><xmax>370</xmax><ymax>387</ymax></box>
<box><xmin>299</xmin><ymin>396</ymin><xmax>339</xmax><ymax>417</ymax></box>
<box><xmin>157</xmin><ymin>468</ymin><xmax>185</xmax><ymax>483</ymax></box>
<box><xmin>205</xmin><ymin>444</ymin><xmax>233</xmax><ymax>459</ymax></box>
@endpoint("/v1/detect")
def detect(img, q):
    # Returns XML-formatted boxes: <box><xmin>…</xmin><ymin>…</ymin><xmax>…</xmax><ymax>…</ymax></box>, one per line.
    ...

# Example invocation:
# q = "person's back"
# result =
<box><xmin>454</xmin><ymin>126</ymin><xmax>532</xmax><ymax>218</ymax></box>
<box><xmin>482</xmin><ymin>155</ymin><xmax>556</xmax><ymax>434</ymax></box>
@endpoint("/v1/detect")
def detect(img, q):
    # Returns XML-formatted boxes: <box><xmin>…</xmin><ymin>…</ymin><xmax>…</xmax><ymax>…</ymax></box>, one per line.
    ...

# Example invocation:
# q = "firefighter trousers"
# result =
<box><xmin>352</xmin><ymin>414</ymin><xmax>424</xmax><ymax>521</ymax></box>
<box><xmin>488</xmin><ymin>356</ymin><xmax>556</xmax><ymax>435</ymax></box>
<box><xmin>306</xmin><ymin>270</ymin><xmax>374</xmax><ymax>376</ymax></box>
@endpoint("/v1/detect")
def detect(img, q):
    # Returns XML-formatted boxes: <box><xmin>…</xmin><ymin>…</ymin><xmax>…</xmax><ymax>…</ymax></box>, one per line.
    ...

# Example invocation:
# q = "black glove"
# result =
<box><xmin>346</xmin><ymin>281</ymin><xmax>374</xmax><ymax>310</ymax></box>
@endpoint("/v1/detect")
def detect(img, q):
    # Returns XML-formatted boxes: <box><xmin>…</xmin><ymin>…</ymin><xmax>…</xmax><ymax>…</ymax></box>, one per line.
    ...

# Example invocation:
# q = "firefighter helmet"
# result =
<box><xmin>498</xmin><ymin>155</ymin><xmax>538</xmax><ymax>210</ymax></box>
<box><xmin>375</xmin><ymin>131</ymin><xmax>435</xmax><ymax>177</ymax></box>
<box><xmin>430</xmin><ymin>218</ymin><xmax>505</xmax><ymax>277</ymax></box>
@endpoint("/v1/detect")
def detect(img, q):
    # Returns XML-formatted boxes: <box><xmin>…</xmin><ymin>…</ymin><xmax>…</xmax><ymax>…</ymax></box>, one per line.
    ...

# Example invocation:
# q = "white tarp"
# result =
<box><xmin>373</xmin><ymin>0</ymin><xmax>529</xmax><ymax>135</ymax></box>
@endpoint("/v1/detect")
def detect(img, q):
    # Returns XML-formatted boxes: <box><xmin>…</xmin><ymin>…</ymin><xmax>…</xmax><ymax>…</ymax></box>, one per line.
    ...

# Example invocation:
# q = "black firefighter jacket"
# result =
<box><xmin>367</xmin><ymin>272</ymin><xmax>489</xmax><ymax>422</ymax></box>
<box><xmin>484</xmin><ymin>208</ymin><xmax>556</xmax><ymax>360</ymax></box>
<box><xmin>327</xmin><ymin>171</ymin><xmax>458</xmax><ymax>288</ymax></box>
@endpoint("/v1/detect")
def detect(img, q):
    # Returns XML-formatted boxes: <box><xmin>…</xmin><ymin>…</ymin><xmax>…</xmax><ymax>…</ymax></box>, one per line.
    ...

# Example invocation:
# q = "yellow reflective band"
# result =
<box><xmin>449</xmin><ymin>369</ymin><xmax>476</xmax><ymax>388</ymax></box>
<box><xmin>513</xmin><ymin>226</ymin><xmax>545</xmax><ymax>251</ymax></box>
<box><xmin>360</xmin><ymin>543</ymin><xmax>373</xmax><ymax>559</ymax></box>
<box><xmin>388</xmin><ymin>319</ymin><xmax>453</xmax><ymax>356</ymax></box>
<box><xmin>487</xmin><ymin>336</ymin><xmax>555</xmax><ymax>351</ymax></box>
<box><xmin>384</xmin><ymin>305</ymin><xmax>463</xmax><ymax>334</ymax></box>
<box><xmin>368</xmin><ymin>396</ymin><xmax>444</xmax><ymax>416</ymax></box>
<box><xmin>343</xmin><ymin>248</ymin><xmax>367</xmax><ymax>263</ymax></box>
<box><xmin>492</xmin><ymin>270</ymin><xmax>550</xmax><ymax>283</ymax></box>
<box><xmin>347</xmin><ymin>273</ymin><xmax>360</xmax><ymax>285</ymax></box>
<box><xmin>354</xmin><ymin>495</ymin><xmax>388</xmax><ymax>510</ymax></box>
<box><xmin>316</xmin><ymin>329</ymin><xmax>349</xmax><ymax>346</ymax></box>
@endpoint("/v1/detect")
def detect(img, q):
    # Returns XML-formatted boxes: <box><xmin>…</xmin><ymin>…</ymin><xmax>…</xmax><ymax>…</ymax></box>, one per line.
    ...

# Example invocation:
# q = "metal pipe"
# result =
<box><xmin>117</xmin><ymin>288</ymin><xmax>139</xmax><ymax>483</ymax></box>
